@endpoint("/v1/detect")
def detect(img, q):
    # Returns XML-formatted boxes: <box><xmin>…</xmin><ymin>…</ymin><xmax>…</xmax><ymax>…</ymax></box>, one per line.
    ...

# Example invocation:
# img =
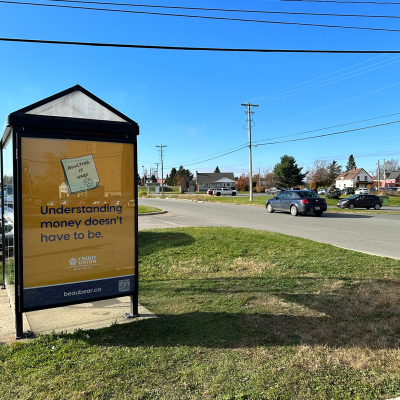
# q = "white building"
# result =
<box><xmin>335</xmin><ymin>168</ymin><xmax>373</xmax><ymax>190</ymax></box>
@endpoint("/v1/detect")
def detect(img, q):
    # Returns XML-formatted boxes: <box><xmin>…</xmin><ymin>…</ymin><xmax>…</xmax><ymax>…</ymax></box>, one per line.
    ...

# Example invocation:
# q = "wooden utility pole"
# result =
<box><xmin>156</xmin><ymin>145</ymin><xmax>167</xmax><ymax>196</ymax></box>
<box><xmin>241</xmin><ymin>102</ymin><xmax>259</xmax><ymax>201</ymax></box>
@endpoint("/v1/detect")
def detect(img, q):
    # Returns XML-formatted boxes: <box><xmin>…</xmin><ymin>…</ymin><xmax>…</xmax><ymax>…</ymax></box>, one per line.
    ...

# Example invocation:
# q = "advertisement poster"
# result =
<box><xmin>21</xmin><ymin>137</ymin><xmax>135</xmax><ymax>309</ymax></box>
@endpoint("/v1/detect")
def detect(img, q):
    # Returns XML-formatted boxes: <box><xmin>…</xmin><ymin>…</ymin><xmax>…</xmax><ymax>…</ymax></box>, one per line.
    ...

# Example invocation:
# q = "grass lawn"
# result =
<box><xmin>138</xmin><ymin>205</ymin><xmax>163</xmax><ymax>214</ymax></box>
<box><xmin>2</xmin><ymin>227</ymin><xmax>400</xmax><ymax>399</ymax></box>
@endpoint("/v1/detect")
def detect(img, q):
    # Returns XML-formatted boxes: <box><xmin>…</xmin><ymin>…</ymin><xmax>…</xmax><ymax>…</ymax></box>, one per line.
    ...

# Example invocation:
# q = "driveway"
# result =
<box><xmin>138</xmin><ymin>198</ymin><xmax>400</xmax><ymax>260</ymax></box>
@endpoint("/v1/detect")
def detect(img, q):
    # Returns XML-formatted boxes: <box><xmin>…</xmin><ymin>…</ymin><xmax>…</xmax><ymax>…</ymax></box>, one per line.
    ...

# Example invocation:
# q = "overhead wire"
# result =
<box><xmin>1</xmin><ymin>38</ymin><xmax>400</xmax><ymax>52</ymax></box>
<box><xmin>254</xmin><ymin>119</ymin><xmax>400</xmax><ymax>146</ymax></box>
<box><xmin>2</xmin><ymin>1</ymin><xmax>400</xmax><ymax>32</ymax></box>
<box><xmin>275</xmin><ymin>0</ymin><xmax>400</xmax><ymax>5</ymax></box>
<box><xmin>252</xmin><ymin>112</ymin><xmax>400</xmax><ymax>143</ymax></box>
<box><xmin>255</xmin><ymin>79</ymin><xmax>400</xmax><ymax>128</ymax></box>
<box><xmin>164</xmin><ymin>113</ymin><xmax>400</xmax><ymax>168</ymax></box>
<box><xmin>253</xmin><ymin>56</ymin><xmax>400</xmax><ymax>103</ymax></box>
<box><xmin>10</xmin><ymin>0</ymin><xmax>400</xmax><ymax>19</ymax></box>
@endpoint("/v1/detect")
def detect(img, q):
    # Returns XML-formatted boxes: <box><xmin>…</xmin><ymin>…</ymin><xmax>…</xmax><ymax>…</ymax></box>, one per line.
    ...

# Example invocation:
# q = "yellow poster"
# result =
<box><xmin>21</xmin><ymin>137</ymin><xmax>135</xmax><ymax>308</ymax></box>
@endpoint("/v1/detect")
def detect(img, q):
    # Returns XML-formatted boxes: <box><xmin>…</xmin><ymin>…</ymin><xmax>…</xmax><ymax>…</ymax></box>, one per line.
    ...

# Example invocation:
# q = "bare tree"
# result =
<box><xmin>307</xmin><ymin>159</ymin><xmax>329</xmax><ymax>186</ymax></box>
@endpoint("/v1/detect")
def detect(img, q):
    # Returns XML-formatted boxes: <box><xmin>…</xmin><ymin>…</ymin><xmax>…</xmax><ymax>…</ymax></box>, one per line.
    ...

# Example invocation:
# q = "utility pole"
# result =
<box><xmin>156</xmin><ymin>145</ymin><xmax>167</xmax><ymax>196</ymax></box>
<box><xmin>241</xmin><ymin>102</ymin><xmax>259</xmax><ymax>201</ymax></box>
<box><xmin>383</xmin><ymin>158</ymin><xmax>386</xmax><ymax>189</ymax></box>
<box><xmin>377</xmin><ymin>160</ymin><xmax>380</xmax><ymax>191</ymax></box>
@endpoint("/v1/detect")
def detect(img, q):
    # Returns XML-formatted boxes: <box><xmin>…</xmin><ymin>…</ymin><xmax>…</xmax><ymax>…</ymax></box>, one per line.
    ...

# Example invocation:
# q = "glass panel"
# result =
<box><xmin>26</xmin><ymin>91</ymin><xmax>127</xmax><ymax>123</ymax></box>
<box><xmin>21</xmin><ymin>137</ymin><xmax>135</xmax><ymax>309</ymax></box>
<box><xmin>3</xmin><ymin>136</ymin><xmax>15</xmax><ymax>302</ymax></box>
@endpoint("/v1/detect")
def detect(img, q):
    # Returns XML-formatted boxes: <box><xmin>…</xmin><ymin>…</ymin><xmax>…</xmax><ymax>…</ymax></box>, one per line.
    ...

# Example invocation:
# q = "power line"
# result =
<box><xmin>2</xmin><ymin>1</ymin><xmax>400</xmax><ymax>32</ymax></box>
<box><xmin>11</xmin><ymin>0</ymin><xmax>400</xmax><ymax>19</ymax></box>
<box><xmin>165</xmin><ymin>115</ymin><xmax>400</xmax><ymax>169</ymax></box>
<box><xmin>254</xmin><ymin>119</ymin><xmax>400</xmax><ymax>146</ymax></box>
<box><xmin>276</xmin><ymin>0</ymin><xmax>400</xmax><ymax>5</ymax></box>
<box><xmin>252</xmin><ymin>56</ymin><xmax>400</xmax><ymax>103</ymax></box>
<box><xmin>2</xmin><ymin>38</ymin><xmax>400</xmax><ymax>52</ymax></box>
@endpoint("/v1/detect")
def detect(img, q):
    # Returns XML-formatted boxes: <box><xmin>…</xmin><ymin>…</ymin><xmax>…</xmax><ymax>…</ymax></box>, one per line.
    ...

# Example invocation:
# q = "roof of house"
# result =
<box><xmin>335</xmin><ymin>168</ymin><xmax>371</xmax><ymax>181</ymax></box>
<box><xmin>197</xmin><ymin>172</ymin><xmax>235</xmax><ymax>184</ymax></box>
<box><xmin>385</xmin><ymin>170</ymin><xmax>400</xmax><ymax>180</ymax></box>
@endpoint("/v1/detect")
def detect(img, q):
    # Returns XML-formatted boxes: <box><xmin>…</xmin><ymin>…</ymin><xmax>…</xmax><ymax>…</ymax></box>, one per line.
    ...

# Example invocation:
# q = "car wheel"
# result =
<box><xmin>232</xmin><ymin>192</ymin><xmax>236</xmax><ymax>196</ymax></box>
<box><xmin>374</xmin><ymin>203</ymin><xmax>381</xmax><ymax>210</ymax></box>
<box><xmin>349</xmin><ymin>203</ymin><xmax>355</xmax><ymax>210</ymax></box>
<box><xmin>216</xmin><ymin>193</ymin><xmax>221</xmax><ymax>196</ymax></box>
<box><xmin>290</xmin><ymin>205</ymin><xmax>298</xmax><ymax>216</ymax></box>
<box><xmin>267</xmin><ymin>203</ymin><xmax>274</xmax><ymax>213</ymax></box>
<box><xmin>314</xmin><ymin>211</ymin><xmax>323</xmax><ymax>217</ymax></box>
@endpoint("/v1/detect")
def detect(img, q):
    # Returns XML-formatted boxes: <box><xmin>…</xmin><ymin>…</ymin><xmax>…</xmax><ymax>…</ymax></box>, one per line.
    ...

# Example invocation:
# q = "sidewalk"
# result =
<box><xmin>0</xmin><ymin>289</ymin><xmax>155</xmax><ymax>344</ymax></box>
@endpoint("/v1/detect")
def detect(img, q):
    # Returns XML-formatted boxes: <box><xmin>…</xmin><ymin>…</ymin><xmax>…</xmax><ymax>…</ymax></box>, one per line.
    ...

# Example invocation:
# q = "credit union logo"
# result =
<box><xmin>67</xmin><ymin>255</ymin><xmax>98</xmax><ymax>270</ymax></box>
<box><xmin>69</xmin><ymin>257</ymin><xmax>77</xmax><ymax>266</ymax></box>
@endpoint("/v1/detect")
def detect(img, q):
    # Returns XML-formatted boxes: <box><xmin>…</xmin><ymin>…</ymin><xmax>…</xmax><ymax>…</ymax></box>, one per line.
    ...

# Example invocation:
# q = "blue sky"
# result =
<box><xmin>0</xmin><ymin>0</ymin><xmax>399</xmax><ymax>179</ymax></box>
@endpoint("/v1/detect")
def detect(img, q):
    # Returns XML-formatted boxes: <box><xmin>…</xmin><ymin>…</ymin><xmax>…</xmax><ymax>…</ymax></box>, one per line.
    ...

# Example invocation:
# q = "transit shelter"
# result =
<box><xmin>1</xmin><ymin>85</ymin><xmax>139</xmax><ymax>338</ymax></box>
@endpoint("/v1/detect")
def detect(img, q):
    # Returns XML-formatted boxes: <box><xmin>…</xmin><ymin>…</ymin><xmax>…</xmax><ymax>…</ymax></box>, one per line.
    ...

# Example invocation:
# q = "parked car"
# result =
<box><xmin>317</xmin><ymin>188</ymin><xmax>327</xmax><ymax>195</ymax></box>
<box><xmin>355</xmin><ymin>188</ymin><xmax>370</xmax><ymax>195</ymax></box>
<box><xmin>289</xmin><ymin>187</ymin><xmax>301</xmax><ymax>191</ymax></box>
<box><xmin>337</xmin><ymin>194</ymin><xmax>382</xmax><ymax>210</ymax></box>
<box><xmin>266</xmin><ymin>190</ymin><xmax>327</xmax><ymax>217</ymax></box>
<box><xmin>265</xmin><ymin>187</ymin><xmax>286</xmax><ymax>196</ymax></box>
<box><xmin>207</xmin><ymin>188</ymin><xmax>217</xmax><ymax>195</ymax></box>
<box><xmin>213</xmin><ymin>188</ymin><xmax>237</xmax><ymax>196</ymax></box>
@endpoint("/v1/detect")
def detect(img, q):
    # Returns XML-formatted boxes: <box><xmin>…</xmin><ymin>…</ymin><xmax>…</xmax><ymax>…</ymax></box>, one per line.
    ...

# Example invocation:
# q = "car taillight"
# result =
<box><xmin>323</xmin><ymin>199</ymin><xmax>326</xmax><ymax>204</ymax></box>
<box><xmin>301</xmin><ymin>199</ymin><xmax>309</xmax><ymax>204</ymax></box>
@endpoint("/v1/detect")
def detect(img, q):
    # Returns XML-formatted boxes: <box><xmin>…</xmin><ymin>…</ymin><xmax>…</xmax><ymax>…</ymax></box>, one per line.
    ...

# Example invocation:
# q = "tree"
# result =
<box><xmin>235</xmin><ymin>174</ymin><xmax>248</xmax><ymax>191</ymax></box>
<box><xmin>151</xmin><ymin>174</ymin><xmax>157</xmax><ymax>183</ymax></box>
<box><xmin>166</xmin><ymin>168</ymin><xmax>177</xmax><ymax>186</ymax></box>
<box><xmin>377</xmin><ymin>158</ymin><xmax>399</xmax><ymax>175</ymax></box>
<box><xmin>327</xmin><ymin>160</ymin><xmax>342</xmax><ymax>187</ymax></box>
<box><xmin>346</xmin><ymin>155</ymin><xmax>357</xmax><ymax>172</ymax></box>
<box><xmin>273</xmin><ymin>155</ymin><xmax>307</xmax><ymax>188</ymax></box>
<box><xmin>214</xmin><ymin>166</ymin><xmax>220</xmax><ymax>173</ymax></box>
<box><xmin>175</xmin><ymin>165</ymin><xmax>194</xmax><ymax>191</ymax></box>
<box><xmin>307</xmin><ymin>159</ymin><xmax>329</xmax><ymax>187</ymax></box>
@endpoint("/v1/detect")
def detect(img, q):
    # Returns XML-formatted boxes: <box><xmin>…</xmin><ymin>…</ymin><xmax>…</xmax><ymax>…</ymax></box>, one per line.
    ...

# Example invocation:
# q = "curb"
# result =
<box><xmin>138</xmin><ymin>210</ymin><xmax>168</xmax><ymax>216</ymax></box>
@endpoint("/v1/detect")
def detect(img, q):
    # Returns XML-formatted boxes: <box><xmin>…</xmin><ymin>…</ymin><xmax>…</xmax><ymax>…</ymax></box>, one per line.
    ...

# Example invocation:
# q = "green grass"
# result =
<box><xmin>138</xmin><ymin>205</ymin><xmax>163</xmax><ymax>214</ymax></box>
<box><xmin>2</xmin><ymin>227</ymin><xmax>400</xmax><ymax>399</ymax></box>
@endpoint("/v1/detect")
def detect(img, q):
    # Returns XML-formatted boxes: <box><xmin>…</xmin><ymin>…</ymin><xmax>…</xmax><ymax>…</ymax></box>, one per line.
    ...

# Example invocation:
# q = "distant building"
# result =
<box><xmin>335</xmin><ymin>168</ymin><xmax>372</xmax><ymax>190</ymax></box>
<box><xmin>373</xmin><ymin>170</ymin><xmax>400</xmax><ymax>188</ymax></box>
<box><xmin>196</xmin><ymin>171</ymin><xmax>236</xmax><ymax>192</ymax></box>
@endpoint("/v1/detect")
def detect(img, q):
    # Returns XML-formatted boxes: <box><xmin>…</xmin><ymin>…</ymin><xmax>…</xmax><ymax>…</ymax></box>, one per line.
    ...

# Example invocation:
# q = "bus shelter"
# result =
<box><xmin>1</xmin><ymin>85</ymin><xmax>139</xmax><ymax>338</ymax></box>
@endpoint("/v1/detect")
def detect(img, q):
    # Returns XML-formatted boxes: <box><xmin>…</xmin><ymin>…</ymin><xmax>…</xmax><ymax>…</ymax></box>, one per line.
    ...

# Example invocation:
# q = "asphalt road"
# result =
<box><xmin>138</xmin><ymin>198</ymin><xmax>400</xmax><ymax>260</ymax></box>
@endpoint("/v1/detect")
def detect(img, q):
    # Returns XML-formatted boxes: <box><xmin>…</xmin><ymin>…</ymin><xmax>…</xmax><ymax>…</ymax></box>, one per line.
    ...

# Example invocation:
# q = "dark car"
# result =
<box><xmin>266</xmin><ymin>190</ymin><xmax>327</xmax><ymax>217</ymax></box>
<box><xmin>341</xmin><ymin>187</ymin><xmax>355</xmax><ymax>195</ymax></box>
<box><xmin>337</xmin><ymin>194</ymin><xmax>382</xmax><ymax>210</ymax></box>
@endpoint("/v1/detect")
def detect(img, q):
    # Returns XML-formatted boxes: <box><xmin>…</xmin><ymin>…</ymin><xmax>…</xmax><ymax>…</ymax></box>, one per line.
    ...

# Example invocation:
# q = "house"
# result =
<box><xmin>335</xmin><ymin>168</ymin><xmax>373</xmax><ymax>190</ymax></box>
<box><xmin>196</xmin><ymin>172</ymin><xmax>236</xmax><ymax>192</ymax></box>
<box><xmin>373</xmin><ymin>170</ymin><xmax>400</xmax><ymax>189</ymax></box>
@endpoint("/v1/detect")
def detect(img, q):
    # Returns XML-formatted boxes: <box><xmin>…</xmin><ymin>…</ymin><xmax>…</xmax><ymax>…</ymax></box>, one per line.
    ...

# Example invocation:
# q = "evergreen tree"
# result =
<box><xmin>214</xmin><ymin>166</ymin><xmax>221</xmax><ymax>173</ymax></box>
<box><xmin>166</xmin><ymin>168</ymin><xmax>177</xmax><ymax>186</ymax></box>
<box><xmin>273</xmin><ymin>155</ymin><xmax>307</xmax><ymax>188</ymax></box>
<box><xmin>346</xmin><ymin>155</ymin><xmax>357</xmax><ymax>172</ymax></box>
<box><xmin>327</xmin><ymin>161</ymin><xmax>342</xmax><ymax>187</ymax></box>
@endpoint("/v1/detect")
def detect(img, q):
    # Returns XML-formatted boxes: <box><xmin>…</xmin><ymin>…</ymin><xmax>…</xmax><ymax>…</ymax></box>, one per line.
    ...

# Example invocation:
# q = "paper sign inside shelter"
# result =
<box><xmin>61</xmin><ymin>154</ymin><xmax>100</xmax><ymax>194</ymax></box>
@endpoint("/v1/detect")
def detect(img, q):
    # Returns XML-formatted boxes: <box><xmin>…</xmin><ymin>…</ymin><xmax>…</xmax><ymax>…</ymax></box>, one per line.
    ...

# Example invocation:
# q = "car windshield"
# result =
<box><xmin>297</xmin><ymin>191</ymin><xmax>319</xmax><ymax>198</ymax></box>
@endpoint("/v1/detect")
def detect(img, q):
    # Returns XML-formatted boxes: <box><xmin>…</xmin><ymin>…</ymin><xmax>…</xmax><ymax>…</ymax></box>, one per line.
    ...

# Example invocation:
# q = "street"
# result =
<box><xmin>139</xmin><ymin>197</ymin><xmax>400</xmax><ymax>260</ymax></box>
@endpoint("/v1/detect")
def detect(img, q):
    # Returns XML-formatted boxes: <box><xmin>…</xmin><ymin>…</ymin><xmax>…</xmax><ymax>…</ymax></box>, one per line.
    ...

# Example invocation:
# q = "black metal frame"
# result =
<box><xmin>1</xmin><ymin>85</ymin><xmax>140</xmax><ymax>338</ymax></box>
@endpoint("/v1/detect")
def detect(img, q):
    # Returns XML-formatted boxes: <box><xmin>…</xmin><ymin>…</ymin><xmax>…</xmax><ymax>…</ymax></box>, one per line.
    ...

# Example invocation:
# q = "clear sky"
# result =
<box><xmin>0</xmin><ymin>0</ymin><xmax>399</xmax><ymax>180</ymax></box>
